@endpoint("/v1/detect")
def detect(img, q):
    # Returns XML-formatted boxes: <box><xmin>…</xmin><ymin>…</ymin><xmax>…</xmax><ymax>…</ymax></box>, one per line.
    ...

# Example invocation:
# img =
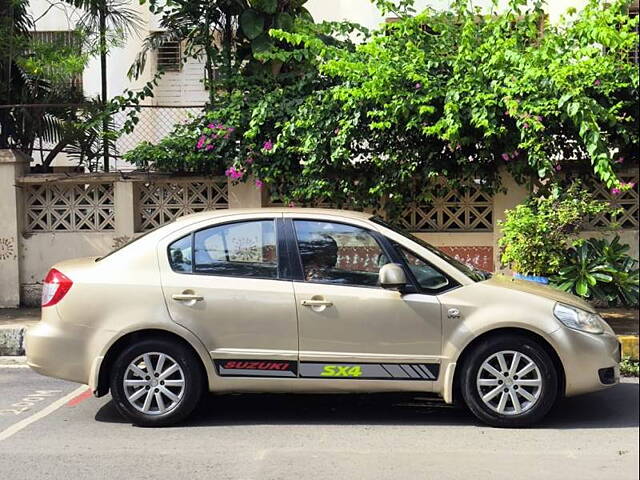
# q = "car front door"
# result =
<box><xmin>159</xmin><ymin>214</ymin><xmax>299</xmax><ymax>379</ymax></box>
<box><xmin>286</xmin><ymin>216</ymin><xmax>444</xmax><ymax>385</ymax></box>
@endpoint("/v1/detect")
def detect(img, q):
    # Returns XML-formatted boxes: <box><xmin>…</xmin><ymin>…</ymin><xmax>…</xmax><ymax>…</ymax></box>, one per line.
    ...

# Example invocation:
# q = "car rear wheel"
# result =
<box><xmin>110</xmin><ymin>338</ymin><xmax>203</xmax><ymax>427</ymax></box>
<box><xmin>460</xmin><ymin>334</ymin><xmax>559</xmax><ymax>428</ymax></box>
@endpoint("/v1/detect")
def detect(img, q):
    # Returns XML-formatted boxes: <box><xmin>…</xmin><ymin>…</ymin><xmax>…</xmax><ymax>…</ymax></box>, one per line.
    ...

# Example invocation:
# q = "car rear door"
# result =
<box><xmin>158</xmin><ymin>213</ymin><xmax>299</xmax><ymax>379</ymax></box>
<box><xmin>284</xmin><ymin>215</ymin><xmax>443</xmax><ymax>386</ymax></box>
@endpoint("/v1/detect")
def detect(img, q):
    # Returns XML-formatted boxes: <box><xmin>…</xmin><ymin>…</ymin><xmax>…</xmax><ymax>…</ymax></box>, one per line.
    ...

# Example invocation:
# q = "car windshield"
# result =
<box><xmin>370</xmin><ymin>216</ymin><xmax>491</xmax><ymax>282</ymax></box>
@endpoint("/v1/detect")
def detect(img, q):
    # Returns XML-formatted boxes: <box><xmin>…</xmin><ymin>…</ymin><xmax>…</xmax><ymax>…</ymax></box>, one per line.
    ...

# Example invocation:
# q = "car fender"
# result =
<box><xmin>436</xmin><ymin>289</ymin><xmax>562</xmax><ymax>403</ymax></box>
<box><xmin>89</xmin><ymin>320</ymin><xmax>216</xmax><ymax>395</ymax></box>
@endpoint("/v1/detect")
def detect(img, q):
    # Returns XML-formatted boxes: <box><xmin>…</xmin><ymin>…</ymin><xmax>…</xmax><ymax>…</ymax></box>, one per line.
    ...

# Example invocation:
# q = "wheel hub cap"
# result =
<box><xmin>123</xmin><ymin>352</ymin><xmax>185</xmax><ymax>416</ymax></box>
<box><xmin>476</xmin><ymin>350</ymin><xmax>543</xmax><ymax>416</ymax></box>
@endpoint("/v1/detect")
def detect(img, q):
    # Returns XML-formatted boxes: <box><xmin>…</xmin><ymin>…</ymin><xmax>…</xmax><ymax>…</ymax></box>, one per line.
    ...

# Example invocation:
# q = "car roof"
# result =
<box><xmin>174</xmin><ymin>207</ymin><xmax>373</xmax><ymax>225</ymax></box>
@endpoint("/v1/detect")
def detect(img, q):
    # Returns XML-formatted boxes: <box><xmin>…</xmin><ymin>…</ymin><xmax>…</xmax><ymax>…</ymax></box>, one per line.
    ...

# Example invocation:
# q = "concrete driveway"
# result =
<box><xmin>0</xmin><ymin>367</ymin><xmax>638</xmax><ymax>480</ymax></box>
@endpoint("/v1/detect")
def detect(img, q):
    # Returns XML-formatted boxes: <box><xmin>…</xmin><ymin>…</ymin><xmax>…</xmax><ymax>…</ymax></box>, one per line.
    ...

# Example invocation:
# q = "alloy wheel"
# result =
<box><xmin>476</xmin><ymin>350</ymin><xmax>543</xmax><ymax>416</ymax></box>
<box><xmin>123</xmin><ymin>352</ymin><xmax>185</xmax><ymax>415</ymax></box>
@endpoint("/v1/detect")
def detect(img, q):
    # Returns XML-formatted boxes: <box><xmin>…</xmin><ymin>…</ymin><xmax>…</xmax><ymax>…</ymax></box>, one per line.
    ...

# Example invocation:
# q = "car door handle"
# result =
<box><xmin>172</xmin><ymin>293</ymin><xmax>204</xmax><ymax>302</ymax></box>
<box><xmin>301</xmin><ymin>299</ymin><xmax>333</xmax><ymax>307</ymax></box>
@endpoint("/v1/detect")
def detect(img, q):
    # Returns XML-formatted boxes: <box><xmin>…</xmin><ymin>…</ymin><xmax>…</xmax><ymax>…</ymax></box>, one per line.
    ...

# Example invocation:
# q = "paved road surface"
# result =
<box><xmin>0</xmin><ymin>366</ymin><xmax>638</xmax><ymax>480</ymax></box>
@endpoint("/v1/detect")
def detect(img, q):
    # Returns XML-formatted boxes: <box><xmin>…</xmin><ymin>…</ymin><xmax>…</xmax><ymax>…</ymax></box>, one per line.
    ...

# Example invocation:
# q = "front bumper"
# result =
<box><xmin>551</xmin><ymin>326</ymin><xmax>621</xmax><ymax>397</ymax></box>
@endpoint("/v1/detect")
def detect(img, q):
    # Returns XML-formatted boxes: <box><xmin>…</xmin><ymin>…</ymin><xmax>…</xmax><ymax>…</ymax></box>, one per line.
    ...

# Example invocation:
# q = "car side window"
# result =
<box><xmin>168</xmin><ymin>235</ymin><xmax>192</xmax><ymax>272</ymax></box>
<box><xmin>293</xmin><ymin>220</ymin><xmax>390</xmax><ymax>287</ymax></box>
<box><xmin>397</xmin><ymin>245</ymin><xmax>450</xmax><ymax>291</ymax></box>
<box><xmin>169</xmin><ymin>220</ymin><xmax>278</xmax><ymax>278</ymax></box>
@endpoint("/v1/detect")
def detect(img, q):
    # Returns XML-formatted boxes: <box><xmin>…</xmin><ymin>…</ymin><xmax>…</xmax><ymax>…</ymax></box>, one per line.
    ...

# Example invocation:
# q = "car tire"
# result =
<box><xmin>110</xmin><ymin>338</ymin><xmax>203</xmax><ymax>427</ymax></box>
<box><xmin>460</xmin><ymin>334</ymin><xmax>558</xmax><ymax>428</ymax></box>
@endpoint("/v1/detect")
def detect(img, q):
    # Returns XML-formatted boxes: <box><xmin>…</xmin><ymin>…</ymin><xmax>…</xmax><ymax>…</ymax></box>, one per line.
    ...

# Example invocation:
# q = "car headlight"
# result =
<box><xmin>553</xmin><ymin>303</ymin><xmax>605</xmax><ymax>334</ymax></box>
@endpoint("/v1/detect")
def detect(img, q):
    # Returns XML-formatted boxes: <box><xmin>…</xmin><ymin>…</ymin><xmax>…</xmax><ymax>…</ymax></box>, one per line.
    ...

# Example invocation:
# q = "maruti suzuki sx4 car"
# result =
<box><xmin>26</xmin><ymin>209</ymin><xmax>621</xmax><ymax>427</ymax></box>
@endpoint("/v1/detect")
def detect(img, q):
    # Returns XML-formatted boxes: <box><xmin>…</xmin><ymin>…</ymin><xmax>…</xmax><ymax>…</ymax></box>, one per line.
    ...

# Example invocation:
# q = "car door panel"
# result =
<box><xmin>294</xmin><ymin>282</ymin><xmax>442</xmax><ymax>362</ymax></box>
<box><xmin>158</xmin><ymin>215</ymin><xmax>299</xmax><ymax>369</ymax></box>
<box><xmin>287</xmin><ymin>217</ymin><xmax>443</xmax><ymax>388</ymax></box>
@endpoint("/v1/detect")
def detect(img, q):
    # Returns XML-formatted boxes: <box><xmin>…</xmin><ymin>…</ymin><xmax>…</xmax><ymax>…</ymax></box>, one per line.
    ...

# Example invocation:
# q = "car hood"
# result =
<box><xmin>481</xmin><ymin>275</ymin><xmax>596</xmax><ymax>313</ymax></box>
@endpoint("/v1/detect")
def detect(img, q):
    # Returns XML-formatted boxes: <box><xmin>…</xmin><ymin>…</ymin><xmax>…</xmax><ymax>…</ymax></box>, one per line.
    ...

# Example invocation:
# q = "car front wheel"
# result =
<box><xmin>460</xmin><ymin>334</ymin><xmax>559</xmax><ymax>428</ymax></box>
<box><xmin>110</xmin><ymin>338</ymin><xmax>203</xmax><ymax>427</ymax></box>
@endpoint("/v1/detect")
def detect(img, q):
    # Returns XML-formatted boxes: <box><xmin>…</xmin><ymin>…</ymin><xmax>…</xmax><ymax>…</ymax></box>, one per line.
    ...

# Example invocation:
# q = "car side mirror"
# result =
<box><xmin>379</xmin><ymin>263</ymin><xmax>408</xmax><ymax>291</ymax></box>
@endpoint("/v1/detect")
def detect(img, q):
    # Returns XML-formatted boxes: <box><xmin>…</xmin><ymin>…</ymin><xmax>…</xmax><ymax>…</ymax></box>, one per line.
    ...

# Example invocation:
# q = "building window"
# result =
<box><xmin>157</xmin><ymin>40</ymin><xmax>182</xmax><ymax>72</ymax></box>
<box><xmin>30</xmin><ymin>31</ymin><xmax>83</xmax><ymax>91</ymax></box>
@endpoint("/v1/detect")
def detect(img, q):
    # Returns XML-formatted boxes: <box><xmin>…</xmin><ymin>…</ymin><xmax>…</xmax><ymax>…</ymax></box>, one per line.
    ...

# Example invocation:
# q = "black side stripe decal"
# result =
<box><xmin>214</xmin><ymin>360</ymin><xmax>440</xmax><ymax>381</ymax></box>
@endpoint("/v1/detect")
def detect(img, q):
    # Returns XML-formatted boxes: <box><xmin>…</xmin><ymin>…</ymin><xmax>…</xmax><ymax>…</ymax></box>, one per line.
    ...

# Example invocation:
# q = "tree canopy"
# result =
<box><xmin>125</xmin><ymin>0</ymin><xmax>639</xmax><ymax>213</ymax></box>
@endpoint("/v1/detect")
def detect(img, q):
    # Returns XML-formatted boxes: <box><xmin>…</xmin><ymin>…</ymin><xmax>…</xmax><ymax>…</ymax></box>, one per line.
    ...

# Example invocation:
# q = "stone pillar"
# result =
<box><xmin>114</xmin><ymin>180</ymin><xmax>137</xmax><ymax>237</ymax></box>
<box><xmin>228</xmin><ymin>177</ymin><xmax>266</xmax><ymax>209</ymax></box>
<box><xmin>492</xmin><ymin>168</ymin><xmax>529</xmax><ymax>273</ymax></box>
<box><xmin>0</xmin><ymin>150</ymin><xmax>29</xmax><ymax>307</ymax></box>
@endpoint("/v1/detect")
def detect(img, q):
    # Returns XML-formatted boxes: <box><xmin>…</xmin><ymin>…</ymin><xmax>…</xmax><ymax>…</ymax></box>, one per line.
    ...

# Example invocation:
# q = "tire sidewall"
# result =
<box><xmin>110</xmin><ymin>339</ymin><xmax>203</xmax><ymax>427</ymax></box>
<box><xmin>461</xmin><ymin>335</ymin><xmax>558</xmax><ymax>428</ymax></box>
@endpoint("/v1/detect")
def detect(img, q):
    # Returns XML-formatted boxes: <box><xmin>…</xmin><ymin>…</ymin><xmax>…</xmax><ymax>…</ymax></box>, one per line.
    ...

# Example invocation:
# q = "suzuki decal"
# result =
<box><xmin>214</xmin><ymin>359</ymin><xmax>297</xmax><ymax>377</ymax></box>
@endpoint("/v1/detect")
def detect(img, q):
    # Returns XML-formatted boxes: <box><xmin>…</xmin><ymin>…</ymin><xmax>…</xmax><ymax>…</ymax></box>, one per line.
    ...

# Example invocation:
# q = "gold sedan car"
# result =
<box><xmin>26</xmin><ymin>209</ymin><xmax>621</xmax><ymax>427</ymax></box>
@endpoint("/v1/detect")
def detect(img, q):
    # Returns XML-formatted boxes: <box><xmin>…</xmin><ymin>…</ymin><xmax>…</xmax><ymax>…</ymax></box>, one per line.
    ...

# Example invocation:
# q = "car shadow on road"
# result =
<box><xmin>95</xmin><ymin>380</ymin><xmax>638</xmax><ymax>429</ymax></box>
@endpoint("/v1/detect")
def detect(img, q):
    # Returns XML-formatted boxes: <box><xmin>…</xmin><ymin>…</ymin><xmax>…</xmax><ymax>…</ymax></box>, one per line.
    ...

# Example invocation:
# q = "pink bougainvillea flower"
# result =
<box><xmin>625</xmin><ymin>182</ymin><xmax>636</xmax><ymax>189</ymax></box>
<box><xmin>205</xmin><ymin>144</ymin><xmax>213</xmax><ymax>151</ymax></box>
<box><xmin>225</xmin><ymin>166</ymin><xmax>244</xmax><ymax>180</ymax></box>
<box><xmin>415</xmin><ymin>83</ymin><xmax>422</xmax><ymax>89</ymax></box>
<box><xmin>594</xmin><ymin>79</ymin><xmax>601</xmax><ymax>86</ymax></box>
<box><xmin>207</xmin><ymin>123</ymin><xmax>215</xmax><ymax>129</ymax></box>
<box><xmin>501</xmin><ymin>153</ymin><xmax>510</xmax><ymax>161</ymax></box>
<box><xmin>196</xmin><ymin>135</ymin><xmax>206</xmax><ymax>149</ymax></box>
<box><xmin>611</xmin><ymin>187</ymin><xmax>621</xmax><ymax>195</ymax></box>
<box><xmin>555</xmin><ymin>164</ymin><xmax>562</xmax><ymax>171</ymax></box>
<box><xmin>523</xmin><ymin>123</ymin><xmax>530</xmax><ymax>129</ymax></box>
<box><xmin>263</xmin><ymin>140</ymin><xmax>274</xmax><ymax>151</ymax></box>
<box><xmin>255</xmin><ymin>179</ymin><xmax>264</xmax><ymax>189</ymax></box>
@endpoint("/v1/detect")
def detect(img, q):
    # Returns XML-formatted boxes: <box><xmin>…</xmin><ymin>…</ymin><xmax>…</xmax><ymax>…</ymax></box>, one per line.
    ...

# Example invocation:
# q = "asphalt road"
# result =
<box><xmin>0</xmin><ymin>366</ymin><xmax>638</xmax><ymax>480</ymax></box>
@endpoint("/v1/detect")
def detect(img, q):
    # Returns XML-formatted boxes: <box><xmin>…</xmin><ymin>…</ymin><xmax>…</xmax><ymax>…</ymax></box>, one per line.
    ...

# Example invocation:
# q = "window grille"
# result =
<box><xmin>157</xmin><ymin>40</ymin><xmax>182</xmax><ymax>71</ymax></box>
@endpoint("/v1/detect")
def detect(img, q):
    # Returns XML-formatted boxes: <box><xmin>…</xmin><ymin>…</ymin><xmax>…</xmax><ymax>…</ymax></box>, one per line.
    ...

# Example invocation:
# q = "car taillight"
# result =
<box><xmin>41</xmin><ymin>268</ymin><xmax>73</xmax><ymax>307</ymax></box>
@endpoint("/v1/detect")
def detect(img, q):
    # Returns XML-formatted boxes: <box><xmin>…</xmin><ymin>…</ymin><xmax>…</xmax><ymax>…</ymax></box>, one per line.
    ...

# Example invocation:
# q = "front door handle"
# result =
<box><xmin>172</xmin><ymin>293</ymin><xmax>204</xmax><ymax>302</ymax></box>
<box><xmin>301</xmin><ymin>299</ymin><xmax>333</xmax><ymax>307</ymax></box>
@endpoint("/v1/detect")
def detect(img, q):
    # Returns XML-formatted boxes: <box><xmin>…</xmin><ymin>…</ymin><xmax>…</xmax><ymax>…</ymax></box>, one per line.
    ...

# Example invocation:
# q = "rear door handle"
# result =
<box><xmin>301</xmin><ymin>299</ymin><xmax>333</xmax><ymax>307</ymax></box>
<box><xmin>172</xmin><ymin>293</ymin><xmax>204</xmax><ymax>302</ymax></box>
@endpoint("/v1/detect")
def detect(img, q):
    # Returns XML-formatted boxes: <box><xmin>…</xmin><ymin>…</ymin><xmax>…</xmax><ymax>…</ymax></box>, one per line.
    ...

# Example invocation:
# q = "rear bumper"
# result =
<box><xmin>25</xmin><ymin>308</ymin><xmax>92</xmax><ymax>385</ymax></box>
<box><xmin>551</xmin><ymin>327</ymin><xmax>620</xmax><ymax>397</ymax></box>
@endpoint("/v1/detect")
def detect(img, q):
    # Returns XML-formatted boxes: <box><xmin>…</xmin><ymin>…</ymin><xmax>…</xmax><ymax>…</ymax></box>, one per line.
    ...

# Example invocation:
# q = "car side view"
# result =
<box><xmin>26</xmin><ymin>208</ymin><xmax>621</xmax><ymax>427</ymax></box>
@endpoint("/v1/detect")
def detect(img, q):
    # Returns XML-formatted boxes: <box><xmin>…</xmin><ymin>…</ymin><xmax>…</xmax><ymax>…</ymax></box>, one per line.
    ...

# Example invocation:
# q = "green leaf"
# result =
<box><xmin>252</xmin><ymin>34</ymin><xmax>274</xmax><ymax>55</ymax></box>
<box><xmin>240</xmin><ymin>9</ymin><xmax>265</xmax><ymax>40</ymax></box>
<box><xmin>576</xmin><ymin>279</ymin><xmax>588</xmax><ymax>296</ymax></box>
<box><xmin>591</xmin><ymin>272</ymin><xmax>613</xmax><ymax>283</ymax></box>
<box><xmin>275</xmin><ymin>12</ymin><xmax>294</xmax><ymax>31</ymax></box>
<box><xmin>250</xmin><ymin>0</ymin><xmax>277</xmax><ymax>14</ymax></box>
